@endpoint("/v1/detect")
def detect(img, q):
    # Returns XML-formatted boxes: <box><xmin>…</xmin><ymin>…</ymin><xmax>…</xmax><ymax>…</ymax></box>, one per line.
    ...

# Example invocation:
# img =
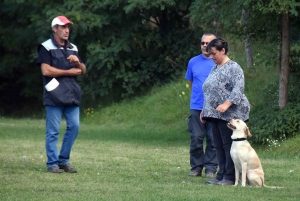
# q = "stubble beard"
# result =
<box><xmin>203</xmin><ymin>52</ymin><xmax>211</xmax><ymax>58</ymax></box>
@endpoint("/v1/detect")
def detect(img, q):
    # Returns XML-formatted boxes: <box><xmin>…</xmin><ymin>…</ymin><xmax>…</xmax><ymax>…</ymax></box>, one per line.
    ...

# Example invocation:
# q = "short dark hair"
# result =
<box><xmin>206</xmin><ymin>37</ymin><xmax>228</xmax><ymax>54</ymax></box>
<box><xmin>52</xmin><ymin>24</ymin><xmax>59</xmax><ymax>33</ymax></box>
<box><xmin>201</xmin><ymin>33</ymin><xmax>216</xmax><ymax>41</ymax></box>
<box><xmin>203</xmin><ymin>32</ymin><xmax>216</xmax><ymax>37</ymax></box>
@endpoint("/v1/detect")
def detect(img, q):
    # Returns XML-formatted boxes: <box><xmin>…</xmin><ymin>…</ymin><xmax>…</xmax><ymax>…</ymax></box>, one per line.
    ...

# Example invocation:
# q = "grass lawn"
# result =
<box><xmin>0</xmin><ymin>118</ymin><xmax>299</xmax><ymax>201</ymax></box>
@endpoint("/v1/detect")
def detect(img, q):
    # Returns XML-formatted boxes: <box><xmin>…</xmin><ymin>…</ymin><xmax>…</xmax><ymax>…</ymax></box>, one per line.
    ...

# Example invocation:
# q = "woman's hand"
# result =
<box><xmin>200</xmin><ymin>110</ymin><xmax>206</xmax><ymax>124</ymax></box>
<box><xmin>216</xmin><ymin>101</ymin><xmax>232</xmax><ymax>113</ymax></box>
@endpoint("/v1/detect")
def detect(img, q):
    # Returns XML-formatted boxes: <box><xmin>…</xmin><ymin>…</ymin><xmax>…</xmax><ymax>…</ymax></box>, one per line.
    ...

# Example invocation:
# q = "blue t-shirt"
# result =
<box><xmin>185</xmin><ymin>54</ymin><xmax>215</xmax><ymax>110</ymax></box>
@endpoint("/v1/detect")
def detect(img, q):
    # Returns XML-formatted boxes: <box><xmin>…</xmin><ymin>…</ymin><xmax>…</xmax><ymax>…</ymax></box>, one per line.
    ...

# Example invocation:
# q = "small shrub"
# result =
<box><xmin>248</xmin><ymin>102</ymin><xmax>300</xmax><ymax>144</ymax></box>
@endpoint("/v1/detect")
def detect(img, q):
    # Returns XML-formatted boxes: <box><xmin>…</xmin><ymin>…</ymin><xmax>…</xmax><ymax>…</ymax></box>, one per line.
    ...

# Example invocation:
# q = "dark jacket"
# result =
<box><xmin>37</xmin><ymin>35</ymin><xmax>82</xmax><ymax>106</ymax></box>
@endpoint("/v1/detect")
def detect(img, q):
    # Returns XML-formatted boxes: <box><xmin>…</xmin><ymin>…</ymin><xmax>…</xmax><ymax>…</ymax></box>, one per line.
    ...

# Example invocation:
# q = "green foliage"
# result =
<box><xmin>188</xmin><ymin>0</ymin><xmax>279</xmax><ymax>40</ymax></box>
<box><xmin>1</xmin><ymin>0</ymin><xmax>300</xmax><ymax>149</ymax></box>
<box><xmin>0</xmin><ymin>1</ymin><xmax>44</xmax><ymax>114</ymax></box>
<box><xmin>79</xmin><ymin>46</ymin><xmax>299</xmax><ymax>146</ymax></box>
<box><xmin>78</xmin><ymin>0</ymin><xmax>198</xmax><ymax>101</ymax></box>
<box><xmin>290</xmin><ymin>43</ymin><xmax>300</xmax><ymax>74</ymax></box>
<box><xmin>249</xmin><ymin>102</ymin><xmax>300</xmax><ymax>144</ymax></box>
<box><xmin>0</xmin><ymin>0</ymin><xmax>201</xmax><ymax>115</ymax></box>
<box><xmin>219</xmin><ymin>37</ymin><xmax>300</xmax><ymax>145</ymax></box>
<box><xmin>245</xmin><ymin>60</ymin><xmax>300</xmax><ymax>144</ymax></box>
<box><xmin>256</xmin><ymin>0</ymin><xmax>300</xmax><ymax>15</ymax></box>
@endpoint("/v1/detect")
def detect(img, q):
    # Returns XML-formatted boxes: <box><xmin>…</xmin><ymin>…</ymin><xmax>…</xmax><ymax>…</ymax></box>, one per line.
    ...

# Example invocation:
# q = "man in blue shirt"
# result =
<box><xmin>185</xmin><ymin>33</ymin><xmax>218</xmax><ymax>177</ymax></box>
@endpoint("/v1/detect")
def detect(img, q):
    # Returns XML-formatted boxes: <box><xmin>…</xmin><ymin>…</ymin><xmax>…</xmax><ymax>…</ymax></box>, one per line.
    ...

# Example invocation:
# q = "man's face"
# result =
<box><xmin>201</xmin><ymin>35</ymin><xmax>216</xmax><ymax>55</ymax></box>
<box><xmin>53</xmin><ymin>24</ymin><xmax>71</xmax><ymax>41</ymax></box>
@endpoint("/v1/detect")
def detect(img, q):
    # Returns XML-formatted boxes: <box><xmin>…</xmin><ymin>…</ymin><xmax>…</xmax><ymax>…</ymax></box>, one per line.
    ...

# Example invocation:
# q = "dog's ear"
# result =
<box><xmin>244</xmin><ymin>126</ymin><xmax>252</xmax><ymax>137</ymax></box>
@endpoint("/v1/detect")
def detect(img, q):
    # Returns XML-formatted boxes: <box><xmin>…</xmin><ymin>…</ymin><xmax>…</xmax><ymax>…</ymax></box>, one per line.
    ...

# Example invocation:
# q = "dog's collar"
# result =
<box><xmin>232</xmin><ymin>138</ymin><xmax>247</xmax><ymax>141</ymax></box>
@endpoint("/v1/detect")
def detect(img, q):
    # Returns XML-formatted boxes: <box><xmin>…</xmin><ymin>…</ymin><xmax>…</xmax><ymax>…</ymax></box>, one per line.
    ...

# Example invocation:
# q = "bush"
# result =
<box><xmin>243</xmin><ymin>40</ymin><xmax>300</xmax><ymax>145</ymax></box>
<box><xmin>249</xmin><ymin>102</ymin><xmax>300</xmax><ymax>145</ymax></box>
<box><xmin>248</xmin><ymin>70</ymin><xmax>300</xmax><ymax>144</ymax></box>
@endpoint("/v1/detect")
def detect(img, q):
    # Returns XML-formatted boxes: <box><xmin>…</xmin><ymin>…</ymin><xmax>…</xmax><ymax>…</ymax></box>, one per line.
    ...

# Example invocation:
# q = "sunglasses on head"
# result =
<box><xmin>201</xmin><ymin>42</ymin><xmax>209</xmax><ymax>45</ymax></box>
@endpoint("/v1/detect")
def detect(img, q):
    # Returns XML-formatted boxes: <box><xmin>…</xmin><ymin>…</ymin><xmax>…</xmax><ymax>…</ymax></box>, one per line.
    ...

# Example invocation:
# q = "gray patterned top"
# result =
<box><xmin>202</xmin><ymin>61</ymin><xmax>250</xmax><ymax>121</ymax></box>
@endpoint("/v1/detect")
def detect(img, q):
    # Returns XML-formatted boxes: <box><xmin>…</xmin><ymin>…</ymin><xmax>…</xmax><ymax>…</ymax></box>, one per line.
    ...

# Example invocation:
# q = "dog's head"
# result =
<box><xmin>227</xmin><ymin>117</ymin><xmax>252</xmax><ymax>138</ymax></box>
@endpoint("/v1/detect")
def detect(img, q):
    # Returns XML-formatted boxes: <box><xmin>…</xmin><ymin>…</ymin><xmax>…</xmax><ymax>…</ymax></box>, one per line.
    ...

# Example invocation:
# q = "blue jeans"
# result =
<box><xmin>188</xmin><ymin>110</ymin><xmax>218</xmax><ymax>173</ymax></box>
<box><xmin>45</xmin><ymin>105</ymin><xmax>80</xmax><ymax>168</ymax></box>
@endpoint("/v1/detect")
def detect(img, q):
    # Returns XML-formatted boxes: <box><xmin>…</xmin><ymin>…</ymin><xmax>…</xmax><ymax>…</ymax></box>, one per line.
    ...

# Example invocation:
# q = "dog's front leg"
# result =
<box><xmin>241</xmin><ymin>162</ymin><xmax>247</xmax><ymax>187</ymax></box>
<box><xmin>234</xmin><ymin>164</ymin><xmax>239</xmax><ymax>186</ymax></box>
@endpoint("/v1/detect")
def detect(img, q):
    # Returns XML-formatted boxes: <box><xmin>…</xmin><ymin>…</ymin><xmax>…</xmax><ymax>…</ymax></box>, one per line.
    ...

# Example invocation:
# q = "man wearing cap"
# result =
<box><xmin>36</xmin><ymin>16</ymin><xmax>86</xmax><ymax>173</ymax></box>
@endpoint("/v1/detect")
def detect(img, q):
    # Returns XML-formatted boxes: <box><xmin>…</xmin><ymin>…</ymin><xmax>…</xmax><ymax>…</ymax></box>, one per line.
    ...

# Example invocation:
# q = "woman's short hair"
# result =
<box><xmin>206</xmin><ymin>37</ymin><xmax>228</xmax><ymax>54</ymax></box>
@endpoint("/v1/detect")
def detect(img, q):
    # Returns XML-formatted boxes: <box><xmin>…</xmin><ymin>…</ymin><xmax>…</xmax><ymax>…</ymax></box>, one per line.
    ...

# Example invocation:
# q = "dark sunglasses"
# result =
<box><xmin>201</xmin><ymin>42</ymin><xmax>209</xmax><ymax>45</ymax></box>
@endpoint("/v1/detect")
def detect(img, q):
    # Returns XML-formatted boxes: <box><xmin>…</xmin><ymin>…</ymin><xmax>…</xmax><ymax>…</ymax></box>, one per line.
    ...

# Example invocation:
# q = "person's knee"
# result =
<box><xmin>190</xmin><ymin>138</ymin><xmax>203</xmax><ymax>148</ymax></box>
<box><xmin>46</xmin><ymin>119</ymin><xmax>61</xmax><ymax>133</ymax></box>
<box><xmin>190</xmin><ymin>143</ymin><xmax>203</xmax><ymax>153</ymax></box>
<box><xmin>68</xmin><ymin>121</ymin><xmax>79</xmax><ymax>130</ymax></box>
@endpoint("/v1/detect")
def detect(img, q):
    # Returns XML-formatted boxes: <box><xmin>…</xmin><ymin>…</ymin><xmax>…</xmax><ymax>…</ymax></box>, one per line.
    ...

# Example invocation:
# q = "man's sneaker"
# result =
<box><xmin>188</xmin><ymin>171</ymin><xmax>202</xmax><ymax>177</ymax></box>
<box><xmin>205</xmin><ymin>178</ymin><xmax>220</xmax><ymax>185</ymax></box>
<box><xmin>58</xmin><ymin>163</ymin><xmax>77</xmax><ymax>173</ymax></box>
<box><xmin>47</xmin><ymin>166</ymin><xmax>63</xmax><ymax>173</ymax></box>
<box><xmin>217</xmin><ymin>179</ymin><xmax>234</xmax><ymax>186</ymax></box>
<box><xmin>206</xmin><ymin>172</ymin><xmax>215</xmax><ymax>178</ymax></box>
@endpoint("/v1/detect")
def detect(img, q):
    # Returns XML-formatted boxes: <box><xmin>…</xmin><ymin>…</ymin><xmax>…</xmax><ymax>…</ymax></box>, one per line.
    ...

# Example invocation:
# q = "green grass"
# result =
<box><xmin>1</xmin><ymin>112</ymin><xmax>300</xmax><ymax>200</ymax></box>
<box><xmin>1</xmin><ymin>43</ymin><xmax>299</xmax><ymax>200</ymax></box>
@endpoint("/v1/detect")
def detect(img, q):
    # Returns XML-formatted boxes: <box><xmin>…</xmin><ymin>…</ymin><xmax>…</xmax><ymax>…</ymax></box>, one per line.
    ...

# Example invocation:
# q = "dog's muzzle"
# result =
<box><xmin>227</xmin><ymin>123</ymin><xmax>236</xmax><ymax>130</ymax></box>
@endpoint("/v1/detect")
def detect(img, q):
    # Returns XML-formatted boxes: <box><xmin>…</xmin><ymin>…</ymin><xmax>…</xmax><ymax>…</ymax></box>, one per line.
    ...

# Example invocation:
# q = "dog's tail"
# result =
<box><xmin>263</xmin><ymin>184</ymin><xmax>284</xmax><ymax>189</ymax></box>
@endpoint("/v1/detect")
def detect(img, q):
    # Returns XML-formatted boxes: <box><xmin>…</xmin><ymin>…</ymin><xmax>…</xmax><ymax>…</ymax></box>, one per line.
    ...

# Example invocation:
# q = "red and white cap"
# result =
<box><xmin>51</xmin><ymin>16</ymin><xmax>73</xmax><ymax>27</ymax></box>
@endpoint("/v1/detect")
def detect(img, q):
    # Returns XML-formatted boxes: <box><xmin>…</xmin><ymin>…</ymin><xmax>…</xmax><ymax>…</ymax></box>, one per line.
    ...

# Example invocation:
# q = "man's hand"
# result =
<box><xmin>67</xmin><ymin>55</ymin><xmax>86</xmax><ymax>74</ymax></box>
<box><xmin>67</xmin><ymin>55</ymin><xmax>80</xmax><ymax>65</ymax></box>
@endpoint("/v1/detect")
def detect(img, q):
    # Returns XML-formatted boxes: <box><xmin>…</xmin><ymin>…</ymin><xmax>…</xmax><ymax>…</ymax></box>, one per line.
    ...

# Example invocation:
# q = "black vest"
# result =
<box><xmin>39</xmin><ymin>36</ymin><xmax>82</xmax><ymax>106</ymax></box>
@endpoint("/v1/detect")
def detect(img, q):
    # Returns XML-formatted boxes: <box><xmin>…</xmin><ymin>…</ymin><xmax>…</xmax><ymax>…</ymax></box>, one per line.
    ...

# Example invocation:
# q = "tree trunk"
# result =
<box><xmin>244</xmin><ymin>35</ymin><xmax>253</xmax><ymax>67</ymax></box>
<box><xmin>213</xmin><ymin>17</ymin><xmax>221</xmax><ymax>36</ymax></box>
<box><xmin>278</xmin><ymin>13</ymin><xmax>290</xmax><ymax>110</ymax></box>
<box><xmin>242</xmin><ymin>9</ymin><xmax>253</xmax><ymax>68</ymax></box>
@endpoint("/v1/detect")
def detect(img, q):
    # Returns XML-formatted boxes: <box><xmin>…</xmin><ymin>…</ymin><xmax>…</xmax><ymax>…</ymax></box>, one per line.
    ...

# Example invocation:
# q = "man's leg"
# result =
<box><xmin>45</xmin><ymin>106</ymin><xmax>63</xmax><ymax>168</ymax></box>
<box><xmin>203</xmin><ymin>122</ymin><xmax>218</xmax><ymax>175</ymax></box>
<box><xmin>58</xmin><ymin>105</ymin><xmax>80</xmax><ymax>166</ymax></box>
<box><xmin>188</xmin><ymin>109</ymin><xmax>205</xmax><ymax>176</ymax></box>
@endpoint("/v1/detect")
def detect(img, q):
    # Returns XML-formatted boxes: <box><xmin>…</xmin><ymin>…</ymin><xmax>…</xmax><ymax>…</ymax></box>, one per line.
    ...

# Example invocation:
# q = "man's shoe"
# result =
<box><xmin>205</xmin><ymin>178</ymin><xmax>220</xmax><ymax>185</ymax></box>
<box><xmin>59</xmin><ymin>163</ymin><xmax>77</xmax><ymax>173</ymax></box>
<box><xmin>47</xmin><ymin>166</ymin><xmax>63</xmax><ymax>173</ymax></box>
<box><xmin>217</xmin><ymin>179</ymin><xmax>234</xmax><ymax>186</ymax></box>
<box><xmin>206</xmin><ymin>172</ymin><xmax>215</xmax><ymax>178</ymax></box>
<box><xmin>188</xmin><ymin>171</ymin><xmax>202</xmax><ymax>177</ymax></box>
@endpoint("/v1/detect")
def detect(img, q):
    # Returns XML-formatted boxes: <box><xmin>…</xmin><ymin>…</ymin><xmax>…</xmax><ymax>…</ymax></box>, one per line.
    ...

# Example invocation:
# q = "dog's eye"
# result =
<box><xmin>237</xmin><ymin>120</ymin><xmax>239</xmax><ymax>122</ymax></box>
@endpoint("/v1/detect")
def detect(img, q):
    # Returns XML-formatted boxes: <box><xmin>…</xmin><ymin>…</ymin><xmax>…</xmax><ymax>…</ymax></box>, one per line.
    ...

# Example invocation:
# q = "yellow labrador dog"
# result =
<box><xmin>227</xmin><ymin>118</ymin><xmax>281</xmax><ymax>188</ymax></box>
